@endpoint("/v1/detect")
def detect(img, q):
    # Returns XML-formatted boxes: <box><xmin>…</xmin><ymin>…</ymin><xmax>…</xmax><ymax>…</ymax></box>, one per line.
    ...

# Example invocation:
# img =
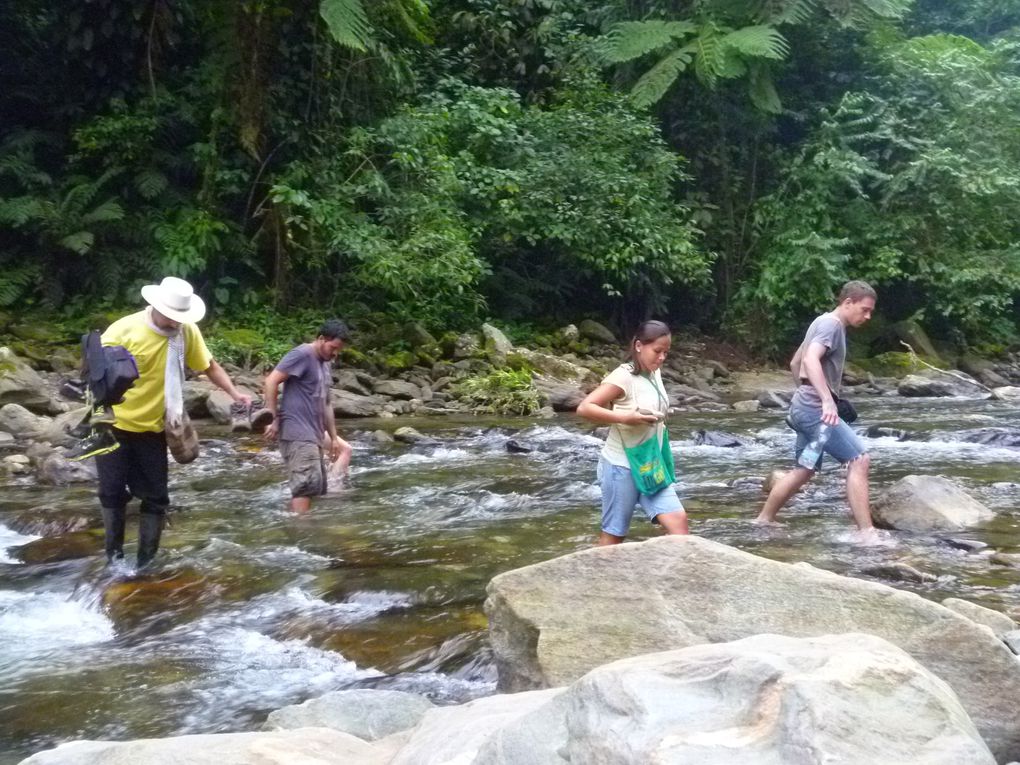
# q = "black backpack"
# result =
<box><xmin>81</xmin><ymin>330</ymin><xmax>139</xmax><ymax>407</ymax></box>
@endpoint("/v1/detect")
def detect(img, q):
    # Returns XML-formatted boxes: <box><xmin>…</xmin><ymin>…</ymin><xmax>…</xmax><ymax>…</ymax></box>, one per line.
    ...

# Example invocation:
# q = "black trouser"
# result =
<box><xmin>96</xmin><ymin>427</ymin><xmax>169</xmax><ymax>564</ymax></box>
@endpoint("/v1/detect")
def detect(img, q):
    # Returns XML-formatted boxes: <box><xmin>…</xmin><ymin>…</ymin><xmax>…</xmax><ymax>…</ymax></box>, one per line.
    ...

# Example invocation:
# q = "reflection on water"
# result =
<box><xmin>0</xmin><ymin>396</ymin><xmax>1017</xmax><ymax>763</ymax></box>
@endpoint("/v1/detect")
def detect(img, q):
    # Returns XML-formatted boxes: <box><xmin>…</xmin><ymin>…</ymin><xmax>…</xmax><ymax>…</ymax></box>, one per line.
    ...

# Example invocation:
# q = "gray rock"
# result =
<box><xmin>453</xmin><ymin>333</ymin><xmax>482</xmax><ymax>360</ymax></box>
<box><xmin>372</xmin><ymin>430</ymin><xmax>394</xmax><ymax>443</ymax></box>
<box><xmin>957</xmin><ymin>428</ymin><xmax>1020</xmax><ymax>448</ymax></box>
<box><xmin>264</xmin><ymin>689</ymin><xmax>433</xmax><ymax>741</ymax></box>
<box><xmin>0</xmin><ymin>346</ymin><xmax>51</xmax><ymax>413</ymax></box>
<box><xmin>335</xmin><ymin>369</ymin><xmax>372</xmax><ymax>396</ymax></box>
<box><xmin>487</xmin><ymin>634</ymin><xmax>992</xmax><ymax>765</ymax></box>
<box><xmin>18</xmin><ymin>728</ymin><xmax>387</xmax><ymax>765</ymax></box>
<box><xmin>206</xmin><ymin>389</ymin><xmax>234</xmax><ymax>425</ymax></box>
<box><xmin>512</xmin><ymin>349</ymin><xmax>596</xmax><ymax>386</ymax></box>
<box><xmin>577</xmin><ymin>319</ymin><xmax>616</xmax><ymax>345</ymax></box>
<box><xmin>693</xmin><ymin>430</ymin><xmax>747</xmax><ymax>448</ymax></box>
<box><xmin>942</xmin><ymin>598</ymin><xmax>1018</xmax><ymax>637</ymax></box>
<box><xmin>332</xmin><ymin>390</ymin><xmax>382</xmax><ymax>418</ymax></box>
<box><xmin>0</xmin><ymin>430</ymin><xmax>14</xmax><ymax>444</ymax></box>
<box><xmin>373</xmin><ymin>380</ymin><xmax>421</xmax><ymax>400</ymax></box>
<box><xmin>732</xmin><ymin>399</ymin><xmax>760</xmax><ymax>412</ymax></box>
<box><xmin>704</xmin><ymin>359</ymin><xmax>730</xmax><ymax>378</ymax></box>
<box><xmin>537</xmin><ymin>383</ymin><xmax>585</xmax><ymax>412</ymax></box>
<box><xmin>39</xmin><ymin>451</ymin><xmax>97</xmax><ymax>485</ymax></box>
<box><xmin>992</xmin><ymin>386</ymin><xmax>1020</xmax><ymax>401</ymax></box>
<box><xmin>898</xmin><ymin>373</ymin><xmax>989</xmax><ymax>398</ymax></box>
<box><xmin>1004</xmin><ymin>630</ymin><xmax>1020</xmax><ymax>655</ymax></box>
<box><xmin>481</xmin><ymin>324</ymin><xmax>514</xmax><ymax>365</ymax></box>
<box><xmin>484</xmin><ymin>535</ymin><xmax>1020</xmax><ymax>761</ymax></box>
<box><xmin>872</xmin><ymin>475</ymin><xmax>995</xmax><ymax>532</ymax></box>
<box><xmin>859</xmin><ymin>562</ymin><xmax>937</xmax><ymax>583</ymax></box>
<box><xmin>758</xmin><ymin>389</ymin><xmax>793</xmax><ymax>408</ymax></box>
<box><xmin>393</xmin><ymin>426</ymin><xmax>428</xmax><ymax>444</ymax></box>
<box><xmin>0</xmin><ymin>403</ymin><xmax>52</xmax><ymax>440</ymax></box>
<box><xmin>183</xmin><ymin>380</ymin><xmax>214</xmax><ymax>418</ymax></box>
<box><xmin>666</xmin><ymin>383</ymin><xmax>721</xmax><ymax>403</ymax></box>
<box><xmin>557</xmin><ymin>324</ymin><xmax>579</xmax><ymax>343</ymax></box>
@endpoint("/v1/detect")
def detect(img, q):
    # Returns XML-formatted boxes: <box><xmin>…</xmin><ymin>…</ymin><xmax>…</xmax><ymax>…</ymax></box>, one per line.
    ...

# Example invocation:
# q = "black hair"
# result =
<box><xmin>627</xmin><ymin>320</ymin><xmax>671</xmax><ymax>374</ymax></box>
<box><xmin>318</xmin><ymin>319</ymin><xmax>351</xmax><ymax>342</ymax></box>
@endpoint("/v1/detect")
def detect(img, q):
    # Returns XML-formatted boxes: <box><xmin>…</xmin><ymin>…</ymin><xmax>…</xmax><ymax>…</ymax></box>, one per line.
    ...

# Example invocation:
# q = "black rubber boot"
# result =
<box><xmin>100</xmin><ymin>506</ymin><xmax>126</xmax><ymax>563</ymax></box>
<box><xmin>136</xmin><ymin>512</ymin><xmax>165</xmax><ymax>569</ymax></box>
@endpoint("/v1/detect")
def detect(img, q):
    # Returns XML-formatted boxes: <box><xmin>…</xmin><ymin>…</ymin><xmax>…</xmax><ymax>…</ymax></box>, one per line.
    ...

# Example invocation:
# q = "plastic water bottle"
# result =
<box><xmin>798</xmin><ymin>424</ymin><xmax>831</xmax><ymax>469</ymax></box>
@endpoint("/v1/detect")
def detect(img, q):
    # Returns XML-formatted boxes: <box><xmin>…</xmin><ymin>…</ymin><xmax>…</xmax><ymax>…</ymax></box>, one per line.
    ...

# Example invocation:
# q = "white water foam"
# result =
<box><xmin>0</xmin><ymin>523</ymin><xmax>40</xmax><ymax>564</ymax></box>
<box><xmin>0</xmin><ymin>590</ymin><xmax>114</xmax><ymax>663</ymax></box>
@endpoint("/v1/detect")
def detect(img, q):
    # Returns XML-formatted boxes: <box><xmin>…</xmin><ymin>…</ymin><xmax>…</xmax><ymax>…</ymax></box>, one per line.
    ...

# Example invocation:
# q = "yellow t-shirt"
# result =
<box><xmin>101</xmin><ymin>310</ymin><xmax>213</xmax><ymax>433</ymax></box>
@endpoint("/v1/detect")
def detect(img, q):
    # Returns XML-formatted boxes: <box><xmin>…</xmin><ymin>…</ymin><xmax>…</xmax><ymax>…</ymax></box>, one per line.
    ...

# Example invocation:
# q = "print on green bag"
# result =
<box><xmin>617</xmin><ymin>372</ymin><xmax>676</xmax><ymax>495</ymax></box>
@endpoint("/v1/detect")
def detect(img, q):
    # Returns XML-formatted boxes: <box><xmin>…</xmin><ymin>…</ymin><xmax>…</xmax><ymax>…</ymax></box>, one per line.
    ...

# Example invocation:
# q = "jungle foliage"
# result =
<box><xmin>1</xmin><ymin>0</ymin><xmax>1017</xmax><ymax>354</ymax></box>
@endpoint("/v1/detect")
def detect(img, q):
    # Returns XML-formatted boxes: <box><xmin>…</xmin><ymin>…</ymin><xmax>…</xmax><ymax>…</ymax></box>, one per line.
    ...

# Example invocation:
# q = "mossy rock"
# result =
<box><xmin>566</xmin><ymin>339</ymin><xmax>592</xmax><ymax>356</ymax></box>
<box><xmin>10</xmin><ymin>322</ymin><xmax>64</xmax><ymax>344</ymax></box>
<box><xmin>504</xmin><ymin>352</ymin><xmax>534</xmax><ymax>373</ymax></box>
<box><xmin>339</xmin><ymin>347</ymin><xmax>370</xmax><ymax>368</ymax></box>
<box><xmin>855</xmin><ymin>351</ymin><xmax>942</xmax><ymax>378</ymax></box>
<box><xmin>382</xmin><ymin>350</ymin><xmax>416</xmax><ymax>373</ymax></box>
<box><xmin>217</xmin><ymin>327</ymin><xmax>264</xmax><ymax>347</ymax></box>
<box><xmin>438</xmin><ymin>331</ymin><xmax>459</xmax><ymax>358</ymax></box>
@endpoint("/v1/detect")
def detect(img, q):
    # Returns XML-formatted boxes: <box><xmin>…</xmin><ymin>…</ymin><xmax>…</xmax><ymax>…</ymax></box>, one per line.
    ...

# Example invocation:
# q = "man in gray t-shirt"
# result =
<box><xmin>264</xmin><ymin>319</ymin><xmax>353</xmax><ymax>513</ymax></box>
<box><xmin>756</xmin><ymin>281</ymin><xmax>878</xmax><ymax>536</ymax></box>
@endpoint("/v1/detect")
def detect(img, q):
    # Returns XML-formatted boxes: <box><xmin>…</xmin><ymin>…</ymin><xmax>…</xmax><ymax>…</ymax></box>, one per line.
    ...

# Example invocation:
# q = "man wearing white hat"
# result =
<box><xmin>96</xmin><ymin>276</ymin><xmax>251</xmax><ymax>568</ymax></box>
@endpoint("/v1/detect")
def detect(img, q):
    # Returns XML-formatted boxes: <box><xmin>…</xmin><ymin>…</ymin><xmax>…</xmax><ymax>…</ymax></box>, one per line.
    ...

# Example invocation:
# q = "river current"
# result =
<box><xmin>0</xmin><ymin>396</ymin><xmax>1017</xmax><ymax>763</ymax></box>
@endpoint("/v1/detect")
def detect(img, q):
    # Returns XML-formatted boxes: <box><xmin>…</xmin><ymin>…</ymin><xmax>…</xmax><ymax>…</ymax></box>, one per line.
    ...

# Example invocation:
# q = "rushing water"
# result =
<box><xmin>0</xmin><ymin>395</ymin><xmax>1017</xmax><ymax>763</ymax></box>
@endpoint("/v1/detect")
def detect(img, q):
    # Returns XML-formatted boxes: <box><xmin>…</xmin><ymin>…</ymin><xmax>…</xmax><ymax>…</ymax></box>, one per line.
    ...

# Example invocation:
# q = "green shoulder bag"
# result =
<box><xmin>618</xmin><ymin>372</ymin><xmax>675</xmax><ymax>495</ymax></box>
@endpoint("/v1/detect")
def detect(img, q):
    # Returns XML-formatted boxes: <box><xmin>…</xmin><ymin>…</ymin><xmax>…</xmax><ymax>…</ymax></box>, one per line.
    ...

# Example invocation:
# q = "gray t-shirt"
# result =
<box><xmin>791</xmin><ymin>313</ymin><xmax>846</xmax><ymax>409</ymax></box>
<box><xmin>276</xmin><ymin>344</ymin><xmax>331</xmax><ymax>443</ymax></box>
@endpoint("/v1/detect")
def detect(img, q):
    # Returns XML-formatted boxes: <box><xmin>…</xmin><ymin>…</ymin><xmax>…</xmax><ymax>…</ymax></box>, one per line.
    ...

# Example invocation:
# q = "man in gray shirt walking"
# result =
<box><xmin>264</xmin><ymin>319</ymin><xmax>353</xmax><ymax>513</ymax></box>
<box><xmin>755</xmin><ymin>281</ymin><xmax>878</xmax><ymax>536</ymax></box>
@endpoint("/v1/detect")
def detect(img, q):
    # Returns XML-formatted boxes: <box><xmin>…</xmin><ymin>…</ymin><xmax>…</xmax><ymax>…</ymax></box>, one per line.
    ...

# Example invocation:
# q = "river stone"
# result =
<box><xmin>264</xmin><ymin>689</ymin><xmax>433</xmax><ymax>740</ymax></box>
<box><xmin>942</xmin><ymin>598</ymin><xmax>1018</xmax><ymax>637</ymax></box>
<box><xmin>897</xmin><ymin>373</ymin><xmax>988</xmax><ymax>398</ymax></box>
<box><xmin>758</xmin><ymin>389</ymin><xmax>792</xmax><ymax>408</ymax></box>
<box><xmin>10</xmin><ymin>531</ymin><xmax>102</xmax><ymax>564</ymax></box>
<box><xmin>389</xmin><ymin>688</ymin><xmax>561</xmax><ymax>765</ymax></box>
<box><xmin>17</xmin><ymin>727</ymin><xmax>385</xmax><ymax>765</ymax></box>
<box><xmin>334</xmin><ymin>369</ymin><xmax>371</xmax><ymax>396</ymax></box>
<box><xmin>206</xmin><ymin>389</ymin><xmax>233</xmax><ymax>425</ymax></box>
<box><xmin>0</xmin><ymin>430</ymin><xmax>14</xmax><ymax>444</ymax></box>
<box><xmin>0</xmin><ymin>346</ymin><xmax>51</xmax><ymax>413</ymax></box>
<box><xmin>576</xmin><ymin>319</ymin><xmax>616</xmax><ymax>345</ymax></box>
<box><xmin>332</xmin><ymin>390</ymin><xmax>382</xmax><ymax>418</ymax></box>
<box><xmin>484</xmin><ymin>535</ymin><xmax>1020</xmax><ymax>761</ymax></box>
<box><xmin>8</xmin><ymin>505</ymin><xmax>97</xmax><ymax>536</ymax></box>
<box><xmin>558</xmin><ymin>324</ymin><xmax>579</xmax><ymax>343</ymax></box>
<box><xmin>732</xmin><ymin>399</ymin><xmax>760</xmax><ymax>412</ymax></box>
<box><xmin>513</xmin><ymin>349</ymin><xmax>597</xmax><ymax>387</ymax></box>
<box><xmin>957</xmin><ymin>427</ymin><xmax>1020</xmax><ymax>448</ymax></box>
<box><xmin>373</xmin><ymin>380</ymin><xmax>421</xmax><ymax>400</ymax></box>
<box><xmin>0</xmin><ymin>403</ymin><xmax>52</xmax><ymax>440</ymax></box>
<box><xmin>872</xmin><ymin>475</ymin><xmax>995</xmax><ymax>532</ymax></box>
<box><xmin>493</xmin><ymin>634</ymin><xmax>992</xmax><ymax>765</ymax></box>
<box><xmin>182</xmin><ymin>380</ymin><xmax>214</xmax><ymax>418</ymax></box>
<box><xmin>393</xmin><ymin>426</ymin><xmax>428</xmax><ymax>444</ymax></box>
<box><xmin>693</xmin><ymin>429</ymin><xmax>747</xmax><ymax>448</ymax></box>
<box><xmin>992</xmin><ymin>386</ymin><xmax>1020</xmax><ymax>401</ymax></box>
<box><xmin>481</xmin><ymin>323</ymin><xmax>513</xmax><ymax>365</ymax></box>
<box><xmin>453</xmin><ymin>333</ymin><xmax>482</xmax><ymax>360</ymax></box>
<box><xmin>39</xmin><ymin>451</ymin><xmax>97</xmax><ymax>485</ymax></box>
<box><xmin>859</xmin><ymin>562</ymin><xmax>936</xmax><ymax>584</ymax></box>
<box><xmin>536</xmin><ymin>382</ymin><xmax>585</xmax><ymax>412</ymax></box>
<box><xmin>1004</xmin><ymin>631</ymin><xmax>1020</xmax><ymax>656</ymax></box>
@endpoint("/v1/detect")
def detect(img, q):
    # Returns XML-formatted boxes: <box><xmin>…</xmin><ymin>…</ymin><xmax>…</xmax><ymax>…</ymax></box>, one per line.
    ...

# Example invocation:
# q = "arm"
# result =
<box><xmin>576</xmin><ymin>383</ymin><xmax>659</xmax><ymax>426</ymax></box>
<box><xmin>802</xmin><ymin>342</ymin><xmax>839</xmax><ymax>425</ymax></box>
<box><xmin>789</xmin><ymin>341</ymin><xmax>806</xmax><ymax>387</ymax></box>
<box><xmin>262</xmin><ymin>368</ymin><xmax>288</xmax><ymax>441</ymax></box>
<box><xmin>204</xmin><ymin>359</ymin><xmax>252</xmax><ymax>407</ymax></box>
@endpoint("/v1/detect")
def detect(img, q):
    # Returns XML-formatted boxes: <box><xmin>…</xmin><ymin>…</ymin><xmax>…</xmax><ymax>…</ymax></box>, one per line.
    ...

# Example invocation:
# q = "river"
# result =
<box><xmin>0</xmin><ymin>395</ymin><xmax>1017</xmax><ymax>763</ymax></box>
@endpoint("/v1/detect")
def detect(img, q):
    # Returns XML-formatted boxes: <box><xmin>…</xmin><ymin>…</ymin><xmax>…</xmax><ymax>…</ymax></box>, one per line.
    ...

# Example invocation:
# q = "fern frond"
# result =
<box><xmin>80</xmin><ymin>199</ymin><xmax>125</xmax><ymax>225</ymax></box>
<box><xmin>857</xmin><ymin>0</ymin><xmax>912</xmax><ymax>19</ymax></box>
<box><xmin>136</xmin><ymin>169</ymin><xmax>168</xmax><ymax>200</ymax></box>
<box><xmin>749</xmin><ymin>62</ymin><xmax>783</xmax><ymax>113</ymax></box>
<box><xmin>721</xmin><ymin>25</ymin><xmax>789</xmax><ymax>60</ymax></box>
<box><xmin>693</xmin><ymin>22</ymin><xmax>725</xmax><ymax>87</ymax></box>
<box><xmin>762</xmin><ymin>0</ymin><xmax>816</xmax><ymax>25</ymax></box>
<box><xmin>320</xmin><ymin>0</ymin><xmax>373</xmax><ymax>52</ymax></box>
<box><xmin>60</xmin><ymin>231</ymin><xmax>95</xmax><ymax>254</ymax></box>
<box><xmin>630</xmin><ymin>45</ymin><xmax>696</xmax><ymax>107</ymax></box>
<box><xmin>0</xmin><ymin>263</ymin><xmax>39</xmax><ymax>307</ymax></box>
<box><xmin>600</xmin><ymin>21</ymin><xmax>698</xmax><ymax>64</ymax></box>
<box><xmin>0</xmin><ymin>196</ymin><xmax>45</xmax><ymax>226</ymax></box>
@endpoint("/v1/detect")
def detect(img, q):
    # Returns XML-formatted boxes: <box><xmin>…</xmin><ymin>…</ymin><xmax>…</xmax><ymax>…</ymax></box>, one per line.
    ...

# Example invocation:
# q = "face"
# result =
<box><xmin>635</xmin><ymin>334</ymin><xmax>671</xmax><ymax>371</ymax></box>
<box><xmin>844</xmin><ymin>297</ymin><xmax>876</xmax><ymax>327</ymax></box>
<box><xmin>317</xmin><ymin>337</ymin><xmax>345</xmax><ymax>360</ymax></box>
<box><xmin>151</xmin><ymin>308</ymin><xmax>181</xmax><ymax>332</ymax></box>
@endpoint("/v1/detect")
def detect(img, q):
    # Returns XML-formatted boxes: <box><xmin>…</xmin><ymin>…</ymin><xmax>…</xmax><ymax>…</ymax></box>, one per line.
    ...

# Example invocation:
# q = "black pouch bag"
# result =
<box><xmin>833</xmin><ymin>393</ymin><xmax>858</xmax><ymax>424</ymax></box>
<box><xmin>81</xmin><ymin>330</ymin><xmax>139</xmax><ymax>406</ymax></box>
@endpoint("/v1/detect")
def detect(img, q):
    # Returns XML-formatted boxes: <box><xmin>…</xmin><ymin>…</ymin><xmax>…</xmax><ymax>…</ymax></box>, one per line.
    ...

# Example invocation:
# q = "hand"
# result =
<box><xmin>329</xmin><ymin>436</ymin><xmax>351</xmax><ymax>465</ymax></box>
<box><xmin>263</xmin><ymin>420</ymin><xmax>279</xmax><ymax>442</ymax></box>
<box><xmin>623</xmin><ymin>412</ymin><xmax>660</xmax><ymax>426</ymax></box>
<box><xmin>821</xmin><ymin>399</ymin><xmax>839</xmax><ymax>426</ymax></box>
<box><xmin>234</xmin><ymin>392</ymin><xmax>253</xmax><ymax>408</ymax></box>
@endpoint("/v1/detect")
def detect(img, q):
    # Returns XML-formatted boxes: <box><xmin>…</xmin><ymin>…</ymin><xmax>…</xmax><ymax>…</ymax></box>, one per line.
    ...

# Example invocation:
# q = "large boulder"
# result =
<box><xmin>484</xmin><ymin>535</ymin><xmax>1020</xmax><ymax>761</ymax></box>
<box><xmin>535</xmin><ymin>382</ymin><xmax>585</xmax><ymax>412</ymax></box>
<box><xmin>332</xmin><ymin>390</ymin><xmax>383</xmax><ymax>418</ymax></box>
<box><xmin>264</xmin><ymin>689</ymin><xmax>432</xmax><ymax>741</ymax></box>
<box><xmin>206</xmin><ymin>389</ymin><xmax>234</xmax><ymax>424</ymax></box>
<box><xmin>872</xmin><ymin>475</ymin><xmax>996</xmax><ymax>532</ymax></box>
<box><xmin>481</xmin><ymin>323</ymin><xmax>513</xmax><ymax>366</ymax></box>
<box><xmin>17</xmin><ymin>727</ymin><xmax>387</xmax><ymax>765</ymax></box>
<box><xmin>942</xmin><ymin>598</ymin><xmax>1018</xmax><ymax>638</ymax></box>
<box><xmin>0</xmin><ymin>403</ymin><xmax>52</xmax><ymax>440</ymax></box>
<box><xmin>373</xmin><ymin>380</ymin><xmax>421</xmax><ymax>400</ymax></box>
<box><xmin>898</xmin><ymin>373</ymin><xmax>989</xmax><ymax>398</ymax></box>
<box><xmin>480</xmin><ymin>634</ymin><xmax>992</xmax><ymax>765</ymax></box>
<box><xmin>38</xmin><ymin>451</ymin><xmax>97</xmax><ymax>485</ymax></box>
<box><xmin>0</xmin><ymin>346</ymin><xmax>51</xmax><ymax>413</ymax></box>
<box><xmin>183</xmin><ymin>380</ymin><xmax>214</xmax><ymax>418</ymax></box>
<box><xmin>577</xmin><ymin>319</ymin><xmax>617</xmax><ymax>345</ymax></box>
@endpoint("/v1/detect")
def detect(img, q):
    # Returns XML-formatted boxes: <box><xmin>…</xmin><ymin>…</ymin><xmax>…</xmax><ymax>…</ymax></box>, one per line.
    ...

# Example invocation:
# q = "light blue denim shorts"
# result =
<box><xmin>597</xmin><ymin>456</ymin><xmax>684</xmax><ymax>537</ymax></box>
<box><xmin>787</xmin><ymin>400</ymin><xmax>867</xmax><ymax>470</ymax></box>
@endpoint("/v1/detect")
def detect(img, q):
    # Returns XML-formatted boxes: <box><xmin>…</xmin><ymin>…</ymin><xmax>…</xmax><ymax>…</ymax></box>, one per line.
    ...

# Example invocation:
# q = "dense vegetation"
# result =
<box><xmin>1</xmin><ymin>0</ymin><xmax>1018</xmax><ymax>356</ymax></box>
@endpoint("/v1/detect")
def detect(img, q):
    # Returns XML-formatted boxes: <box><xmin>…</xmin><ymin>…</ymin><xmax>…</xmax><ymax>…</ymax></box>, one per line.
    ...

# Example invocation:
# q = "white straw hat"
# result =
<box><xmin>140</xmin><ymin>277</ymin><xmax>206</xmax><ymax>323</ymax></box>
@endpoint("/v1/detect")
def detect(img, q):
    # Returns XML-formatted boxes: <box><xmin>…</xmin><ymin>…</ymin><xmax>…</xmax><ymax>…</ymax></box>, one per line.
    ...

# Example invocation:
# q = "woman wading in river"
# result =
<box><xmin>577</xmin><ymin>321</ymin><xmax>689</xmax><ymax>545</ymax></box>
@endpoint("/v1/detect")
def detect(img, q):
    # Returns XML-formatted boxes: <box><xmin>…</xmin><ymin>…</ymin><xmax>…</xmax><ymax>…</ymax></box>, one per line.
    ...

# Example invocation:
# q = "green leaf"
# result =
<box><xmin>80</xmin><ymin>198</ymin><xmax>124</xmax><ymax>225</ymax></box>
<box><xmin>136</xmin><ymin>169</ymin><xmax>168</xmax><ymax>200</ymax></box>
<box><xmin>748</xmin><ymin>63</ymin><xmax>783</xmax><ymax>113</ymax></box>
<box><xmin>721</xmin><ymin>25</ymin><xmax>789</xmax><ymax>61</ymax></box>
<box><xmin>600</xmin><ymin>21</ymin><xmax>698</xmax><ymax>64</ymax></box>
<box><xmin>320</xmin><ymin>0</ymin><xmax>372</xmax><ymax>52</ymax></box>
<box><xmin>60</xmin><ymin>231</ymin><xmax>95</xmax><ymax>254</ymax></box>
<box><xmin>630</xmin><ymin>45</ymin><xmax>695</xmax><ymax>107</ymax></box>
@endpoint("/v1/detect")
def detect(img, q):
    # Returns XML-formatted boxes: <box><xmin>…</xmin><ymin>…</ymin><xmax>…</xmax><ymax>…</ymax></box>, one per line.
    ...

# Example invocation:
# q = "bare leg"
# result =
<box><xmin>755</xmin><ymin>466</ymin><xmax>814</xmax><ymax>524</ymax></box>
<box><xmin>290</xmin><ymin>496</ymin><xmax>312</xmax><ymax>514</ymax></box>
<box><xmin>597</xmin><ymin>531</ymin><xmax>625</xmax><ymax>546</ymax></box>
<box><xmin>656</xmin><ymin>510</ymin><xmax>689</xmax><ymax>535</ymax></box>
<box><xmin>845</xmin><ymin>454</ymin><xmax>874</xmax><ymax>530</ymax></box>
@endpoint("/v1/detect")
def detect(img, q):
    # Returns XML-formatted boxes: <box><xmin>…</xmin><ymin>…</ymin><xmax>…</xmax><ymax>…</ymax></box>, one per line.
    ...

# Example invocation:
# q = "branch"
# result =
<box><xmin>898</xmin><ymin>341</ymin><xmax>992</xmax><ymax>393</ymax></box>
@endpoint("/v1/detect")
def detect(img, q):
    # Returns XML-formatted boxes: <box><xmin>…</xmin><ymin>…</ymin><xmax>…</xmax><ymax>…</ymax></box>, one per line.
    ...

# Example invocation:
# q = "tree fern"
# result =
<box><xmin>0</xmin><ymin>197</ymin><xmax>45</xmax><ymax>227</ymax></box>
<box><xmin>748</xmin><ymin>62</ymin><xmax>783</xmax><ymax>113</ymax></box>
<box><xmin>761</xmin><ymin>0</ymin><xmax>817</xmax><ymax>25</ymax></box>
<box><xmin>722</xmin><ymin>25</ymin><xmax>789</xmax><ymax>60</ymax></box>
<box><xmin>320</xmin><ymin>0</ymin><xmax>373</xmax><ymax>52</ymax></box>
<box><xmin>600</xmin><ymin>21</ymin><xmax>698</xmax><ymax>64</ymax></box>
<box><xmin>0</xmin><ymin>264</ymin><xmax>38</xmax><ymax>307</ymax></box>
<box><xmin>631</xmin><ymin>46</ymin><xmax>696</xmax><ymax>107</ymax></box>
<box><xmin>693</xmin><ymin>22</ymin><xmax>725</xmax><ymax>87</ymax></box>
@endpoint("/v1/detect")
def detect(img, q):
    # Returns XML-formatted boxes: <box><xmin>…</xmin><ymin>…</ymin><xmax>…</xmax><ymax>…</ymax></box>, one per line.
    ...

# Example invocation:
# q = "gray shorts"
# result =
<box><xmin>787</xmin><ymin>400</ymin><xmax>867</xmax><ymax>470</ymax></box>
<box><xmin>280</xmin><ymin>440</ymin><xmax>326</xmax><ymax>497</ymax></box>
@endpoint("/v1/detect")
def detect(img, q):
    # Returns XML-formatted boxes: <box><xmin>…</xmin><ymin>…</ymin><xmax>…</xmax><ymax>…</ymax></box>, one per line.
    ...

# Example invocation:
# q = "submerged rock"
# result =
<box><xmin>693</xmin><ymin>429</ymin><xmax>748</xmax><ymax>447</ymax></box>
<box><xmin>484</xmin><ymin>535</ymin><xmax>1020</xmax><ymax>761</ymax></box>
<box><xmin>872</xmin><ymin>475</ymin><xmax>995</xmax><ymax>532</ymax></box>
<box><xmin>956</xmin><ymin>427</ymin><xmax>1020</xmax><ymax>448</ymax></box>
<box><xmin>10</xmin><ymin>532</ymin><xmax>101</xmax><ymax>564</ymax></box>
